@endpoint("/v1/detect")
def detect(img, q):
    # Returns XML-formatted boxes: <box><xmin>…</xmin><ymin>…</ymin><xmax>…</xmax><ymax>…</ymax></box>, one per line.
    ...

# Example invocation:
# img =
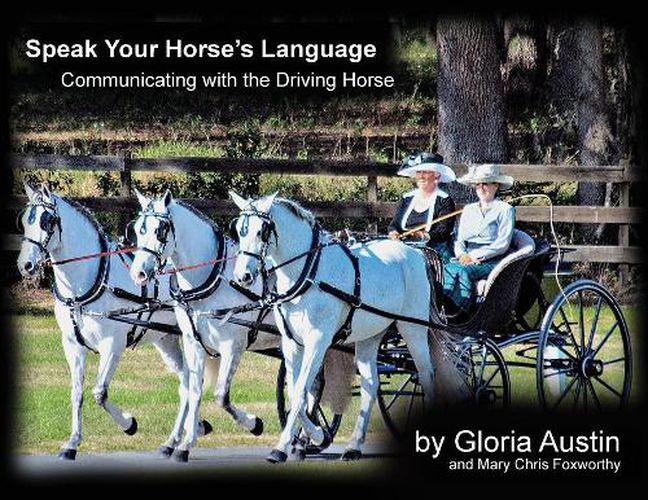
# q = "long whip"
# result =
<box><xmin>398</xmin><ymin>194</ymin><xmax>566</xmax><ymax>304</ymax></box>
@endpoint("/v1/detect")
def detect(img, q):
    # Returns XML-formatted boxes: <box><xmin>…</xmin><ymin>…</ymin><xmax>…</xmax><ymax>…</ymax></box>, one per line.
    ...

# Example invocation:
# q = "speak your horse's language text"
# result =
<box><xmin>25</xmin><ymin>39</ymin><xmax>378</xmax><ymax>63</ymax></box>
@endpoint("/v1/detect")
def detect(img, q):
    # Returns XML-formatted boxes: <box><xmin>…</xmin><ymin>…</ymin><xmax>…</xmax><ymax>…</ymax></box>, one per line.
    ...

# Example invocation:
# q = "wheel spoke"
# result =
<box><xmin>557</xmin><ymin>304</ymin><xmax>577</xmax><ymax>337</ymax></box>
<box><xmin>586</xmin><ymin>379</ymin><xmax>603</xmax><ymax>411</ymax></box>
<box><xmin>405</xmin><ymin>382</ymin><xmax>417</xmax><ymax>429</ymax></box>
<box><xmin>543</xmin><ymin>367</ymin><xmax>573</xmax><ymax>379</ymax></box>
<box><xmin>544</xmin><ymin>339</ymin><xmax>579</xmax><ymax>363</ymax></box>
<box><xmin>550</xmin><ymin>375</ymin><xmax>579</xmax><ymax>411</ymax></box>
<box><xmin>602</xmin><ymin>357</ymin><xmax>626</xmax><ymax>366</ymax></box>
<box><xmin>477</xmin><ymin>345</ymin><xmax>488</xmax><ymax>384</ymax></box>
<box><xmin>482</xmin><ymin>365</ymin><xmax>502</xmax><ymax>389</ymax></box>
<box><xmin>385</xmin><ymin>375</ymin><xmax>413</xmax><ymax>412</ymax></box>
<box><xmin>573</xmin><ymin>378</ymin><xmax>583</xmax><ymax>409</ymax></box>
<box><xmin>592</xmin><ymin>376</ymin><xmax>623</xmax><ymax>399</ymax></box>
<box><xmin>591</xmin><ymin>321</ymin><xmax>619</xmax><ymax>358</ymax></box>
<box><xmin>557</xmin><ymin>305</ymin><xmax>582</xmax><ymax>357</ymax></box>
<box><xmin>587</xmin><ymin>295</ymin><xmax>604</xmax><ymax>352</ymax></box>
<box><xmin>578</xmin><ymin>291</ymin><xmax>585</xmax><ymax>353</ymax></box>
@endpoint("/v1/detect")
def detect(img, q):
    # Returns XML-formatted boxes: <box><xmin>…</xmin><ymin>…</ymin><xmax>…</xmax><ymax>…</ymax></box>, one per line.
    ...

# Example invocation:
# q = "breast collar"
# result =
<box><xmin>168</xmin><ymin>220</ymin><xmax>227</xmax><ymax>303</ymax></box>
<box><xmin>52</xmin><ymin>234</ymin><xmax>110</xmax><ymax>307</ymax></box>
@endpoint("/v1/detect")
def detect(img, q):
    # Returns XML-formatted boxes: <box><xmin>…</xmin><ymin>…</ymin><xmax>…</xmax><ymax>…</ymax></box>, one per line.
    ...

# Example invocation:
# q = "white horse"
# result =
<box><xmin>128</xmin><ymin>190</ymin><xmax>355</xmax><ymax>462</ymax></box>
<box><xmin>230</xmin><ymin>192</ymin><xmax>437</xmax><ymax>462</ymax></box>
<box><xmin>128</xmin><ymin>190</ymin><xmax>278</xmax><ymax>462</ymax></box>
<box><xmin>16</xmin><ymin>184</ymin><xmax>214</xmax><ymax>460</ymax></box>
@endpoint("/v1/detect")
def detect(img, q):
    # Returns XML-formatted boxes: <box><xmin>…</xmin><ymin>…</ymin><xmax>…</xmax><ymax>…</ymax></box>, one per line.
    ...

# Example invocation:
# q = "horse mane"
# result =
<box><xmin>57</xmin><ymin>195</ymin><xmax>112</xmax><ymax>242</ymax></box>
<box><xmin>274</xmin><ymin>197</ymin><xmax>317</xmax><ymax>228</ymax></box>
<box><xmin>174</xmin><ymin>199</ymin><xmax>220</xmax><ymax>232</ymax></box>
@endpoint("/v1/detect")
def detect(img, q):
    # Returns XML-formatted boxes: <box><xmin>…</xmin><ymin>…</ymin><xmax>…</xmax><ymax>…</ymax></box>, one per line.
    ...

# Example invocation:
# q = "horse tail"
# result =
<box><xmin>429</xmin><ymin>329</ymin><xmax>472</xmax><ymax>405</ymax></box>
<box><xmin>203</xmin><ymin>356</ymin><xmax>221</xmax><ymax>394</ymax></box>
<box><xmin>320</xmin><ymin>349</ymin><xmax>355</xmax><ymax>414</ymax></box>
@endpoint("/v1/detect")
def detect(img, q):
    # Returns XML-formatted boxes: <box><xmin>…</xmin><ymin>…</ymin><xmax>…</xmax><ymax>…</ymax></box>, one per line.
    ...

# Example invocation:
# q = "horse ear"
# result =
<box><xmin>134</xmin><ymin>188</ymin><xmax>149</xmax><ymax>209</ymax></box>
<box><xmin>256</xmin><ymin>192</ymin><xmax>277</xmax><ymax>213</ymax></box>
<box><xmin>162</xmin><ymin>189</ymin><xmax>173</xmax><ymax>207</ymax></box>
<box><xmin>24</xmin><ymin>182</ymin><xmax>37</xmax><ymax>201</ymax></box>
<box><xmin>229</xmin><ymin>190</ymin><xmax>249</xmax><ymax>210</ymax></box>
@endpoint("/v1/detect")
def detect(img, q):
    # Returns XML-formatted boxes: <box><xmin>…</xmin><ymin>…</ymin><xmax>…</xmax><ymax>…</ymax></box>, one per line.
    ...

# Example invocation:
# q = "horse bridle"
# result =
<box><xmin>129</xmin><ymin>209</ymin><xmax>176</xmax><ymax>270</ymax></box>
<box><xmin>17</xmin><ymin>198</ymin><xmax>62</xmax><ymax>258</ymax></box>
<box><xmin>230</xmin><ymin>209</ymin><xmax>277</xmax><ymax>264</ymax></box>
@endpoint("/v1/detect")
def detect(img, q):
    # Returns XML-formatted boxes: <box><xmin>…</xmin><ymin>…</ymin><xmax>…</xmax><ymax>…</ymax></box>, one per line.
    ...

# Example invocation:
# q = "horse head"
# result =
<box><xmin>230</xmin><ymin>190</ymin><xmax>277</xmax><ymax>288</ymax></box>
<box><xmin>129</xmin><ymin>189</ymin><xmax>176</xmax><ymax>286</ymax></box>
<box><xmin>17</xmin><ymin>183</ymin><xmax>62</xmax><ymax>278</ymax></box>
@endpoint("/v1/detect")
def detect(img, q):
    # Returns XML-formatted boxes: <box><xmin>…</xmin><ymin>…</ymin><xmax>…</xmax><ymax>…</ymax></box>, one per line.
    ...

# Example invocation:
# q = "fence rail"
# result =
<box><xmin>5</xmin><ymin>153</ymin><xmax>642</xmax><ymax>266</ymax></box>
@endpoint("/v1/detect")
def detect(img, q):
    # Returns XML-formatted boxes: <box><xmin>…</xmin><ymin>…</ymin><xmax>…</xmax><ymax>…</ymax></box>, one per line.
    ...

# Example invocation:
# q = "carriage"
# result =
<box><xmin>16</xmin><ymin>187</ymin><xmax>634</xmax><ymax>461</ymax></box>
<box><xmin>374</xmin><ymin>232</ymin><xmax>633</xmax><ymax>437</ymax></box>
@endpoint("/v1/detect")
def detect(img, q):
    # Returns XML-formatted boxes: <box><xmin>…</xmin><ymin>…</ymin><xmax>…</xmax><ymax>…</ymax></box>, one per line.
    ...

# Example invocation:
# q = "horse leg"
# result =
<box><xmin>92</xmin><ymin>339</ymin><xmax>137</xmax><ymax>434</ymax></box>
<box><xmin>213</xmin><ymin>337</ymin><xmax>263</xmax><ymax>435</ymax></box>
<box><xmin>173</xmin><ymin>331</ymin><xmax>206</xmax><ymax>463</ymax></box>
<box><xmin>342</xmin><ymin>335</ymin><xmax>383</xmax><ymax>461</ymax></box>
<box><xmin>398</xmin><ymin>322</ymin><xmax>436</xmax><ymax>409</ymax></box>
<box><xmin>268</xmin><ymin>333</ymin><xmax>328</xmax><ymax>463</ymax></box>
<box><xmin>59</xmin><ymin>335</ymin><xmax>87</xmax><ymax>460</ymax></box>
<box><xmin>150</xmin><ymin>335</ymin><xmax>194</xmax><ymax>457</ymax></box>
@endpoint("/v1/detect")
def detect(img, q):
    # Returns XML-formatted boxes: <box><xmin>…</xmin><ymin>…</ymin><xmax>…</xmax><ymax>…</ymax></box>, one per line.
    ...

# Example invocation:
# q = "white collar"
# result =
<box><xmin>402</xmin><ymin>188</ymin><xmax>445</xmax><ymax>231</ymax></box>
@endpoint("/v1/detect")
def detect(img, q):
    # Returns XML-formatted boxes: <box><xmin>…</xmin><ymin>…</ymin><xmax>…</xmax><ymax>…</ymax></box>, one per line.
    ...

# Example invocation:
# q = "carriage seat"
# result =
<box><xmin>475</xmin><ymin>229</ymin><xmax>536</xmax><ymax>299</ymax></box>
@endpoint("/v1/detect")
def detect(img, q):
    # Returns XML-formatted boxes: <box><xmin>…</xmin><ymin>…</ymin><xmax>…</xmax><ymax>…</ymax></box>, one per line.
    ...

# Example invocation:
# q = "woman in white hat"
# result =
<box><xmin>387</xmin><ymin>152</ymin><xmax>457</xmax><ymax>262</ymax></box>
<box><xmin>442</xmin><ymin>164</ymin><xmax>516</xmax><ymax>317</ymax></box>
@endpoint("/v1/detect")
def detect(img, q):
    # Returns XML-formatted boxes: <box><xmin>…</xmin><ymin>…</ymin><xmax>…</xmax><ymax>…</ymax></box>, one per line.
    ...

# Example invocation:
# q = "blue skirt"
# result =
<box><xmin>442</xmin><ymin>257</ymin><xmax>502</xmax><ymax>315</ymax></box>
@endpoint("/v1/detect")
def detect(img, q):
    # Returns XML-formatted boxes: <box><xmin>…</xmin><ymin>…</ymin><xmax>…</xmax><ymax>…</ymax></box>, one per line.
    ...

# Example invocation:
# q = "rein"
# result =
<box><xmin>48</xmin><ymin>246</ymin><xmax>137</xmax><ymax>267</ymax></box>
<box><xmin>158</xmin><ymin>253</ymin><xmax>239</xmax><ymax>275</ymax></box>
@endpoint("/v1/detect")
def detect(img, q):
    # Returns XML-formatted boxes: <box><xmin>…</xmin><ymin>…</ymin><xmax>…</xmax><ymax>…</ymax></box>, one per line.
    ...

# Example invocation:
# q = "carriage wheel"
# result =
<box><xmin>376</xmin><ymin>331</ymin><xmax>423</xmax><ymax>439</ymax></box>
<box><xmin>455</xmin><ymin>337</ymin><xmax>511</xmax><ymax>409</ymax></box>
<box><xmin>377</xmin><ymin>335</ymin><xmax>510</xmax><ymax>439</ymax></box>
<box><xmin>513</xmin><ymin>271</ymin><xmax>548</xmax><ymax>333</ymax></box>
<box><xmin>536</xmin><ymin>280</ymin><xmax>632</xmax><ymax>411</ymax></box>
<box><xmin>276</xmin><ymin>360</ymin><xmax>342</xmax><ymax>453</ymax></box>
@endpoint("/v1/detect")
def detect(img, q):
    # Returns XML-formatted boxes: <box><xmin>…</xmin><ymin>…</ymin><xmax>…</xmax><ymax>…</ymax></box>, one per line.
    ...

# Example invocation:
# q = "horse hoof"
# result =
<box><xmin>266</xmin><ymin>449</ymin><xmax>287</xmax><ymax>464</ymax></box>
<box><xmin>159</xmin><ymin>446</ymin><xmax>174</xmax><ymax>458</ymax></box>
<box><xmin>200</xmin><ymin>419</ymin><xmax>213</xmax><ymax>436</ymax></box>
<box><xmin>341</xmin><ymin>449</ymin><xmax>362</xmax><ymax>461</ymax></box>
<box><xmin>58</xmin><ymin>448</ymin><xmax>77</xmax><ymax>461</ymax></box>
<box><xmin>173</xmin><ymin>450</ymin><xmax>189</xmax><ymax>463</ymax></box>
<box><xmin>124</xmin><ymin>417</ymin><xmax>138</xmax><ymax>436</ymax></box>
<box><xmin>250</xmin><ymin>417</ymin><xmax>264</xmax><ymax>436</ymax></box>
<box><xmin>291</xmin><ymin>447</ymin><xmax>306</xmax><ymax>461</ymax></box>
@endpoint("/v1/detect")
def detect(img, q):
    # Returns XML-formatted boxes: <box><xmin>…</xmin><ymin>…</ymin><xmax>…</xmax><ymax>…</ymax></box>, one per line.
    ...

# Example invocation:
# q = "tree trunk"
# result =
<box><xmin>503</xmin><ymin>16</ymin><xmax>547</xmax><ymax>118</ymax></box>
<box><xmin>437</xmin><ymin>15</ymin><xmax>508</xmax><ymax>202</ymax></box>
<box><xmin>546</xmin><ymin>18</ymin><xmax>611</xmax><ymax>243</ymax></box>
<box><xmin>575</xmin><ymin>20</ymin><xmax>611</xmax><ymax>243</ymax></box>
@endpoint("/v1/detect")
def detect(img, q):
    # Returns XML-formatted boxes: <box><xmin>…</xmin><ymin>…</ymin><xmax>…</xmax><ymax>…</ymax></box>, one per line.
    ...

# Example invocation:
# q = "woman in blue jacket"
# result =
<box><xmin>443</xmin><ymin>164</ymin><xmax>515</xmax><ymax>316</ymax></box>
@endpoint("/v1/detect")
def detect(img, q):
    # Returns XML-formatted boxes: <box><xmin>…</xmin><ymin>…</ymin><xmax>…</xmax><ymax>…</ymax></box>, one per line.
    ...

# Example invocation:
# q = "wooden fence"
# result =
<box><xmin>5</xmin><ymin>153</ymin><xmax>643</xmax><ymax>268</ymax></box>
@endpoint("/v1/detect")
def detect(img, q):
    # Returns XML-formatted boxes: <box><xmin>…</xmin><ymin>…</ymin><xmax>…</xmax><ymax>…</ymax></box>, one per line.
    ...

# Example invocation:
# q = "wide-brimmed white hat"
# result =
<box><xmin>397</xmin><ymin>152</ymin><xmax>456</xmax><ymax>183</ymax></box>
<box><xmin>457</xmin><ymin>164</ymin><xmax>514</xmax><ymax>191</ymax></box>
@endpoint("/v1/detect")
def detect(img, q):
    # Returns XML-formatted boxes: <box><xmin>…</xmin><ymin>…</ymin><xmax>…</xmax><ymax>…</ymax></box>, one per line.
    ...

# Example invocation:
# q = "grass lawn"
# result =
<box><xmin>11</xmin><ymin>311</ymin><xmax>395</xmax><ymax>455</ymax></box>
<box><xmin>10</xmin><ymin>284</ymin><xmax>642</xmax><ymax>456</ymax></box>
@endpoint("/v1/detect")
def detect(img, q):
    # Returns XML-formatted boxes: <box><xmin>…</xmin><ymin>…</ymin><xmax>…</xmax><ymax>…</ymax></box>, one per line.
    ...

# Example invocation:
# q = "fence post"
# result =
<box><xmin>367</xmin><ymin>175</ymin><xmax>378</xmax><ymax>235</ymax></box>
<box><xmin>118</xmin><ymin>151</ymin><xmax>132</xmax><ymax>237</ymax></box>
<box><xmin>618</xmin><ymin>181</ymin><xmax>630</xmax><ymax>289</ymax></box>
